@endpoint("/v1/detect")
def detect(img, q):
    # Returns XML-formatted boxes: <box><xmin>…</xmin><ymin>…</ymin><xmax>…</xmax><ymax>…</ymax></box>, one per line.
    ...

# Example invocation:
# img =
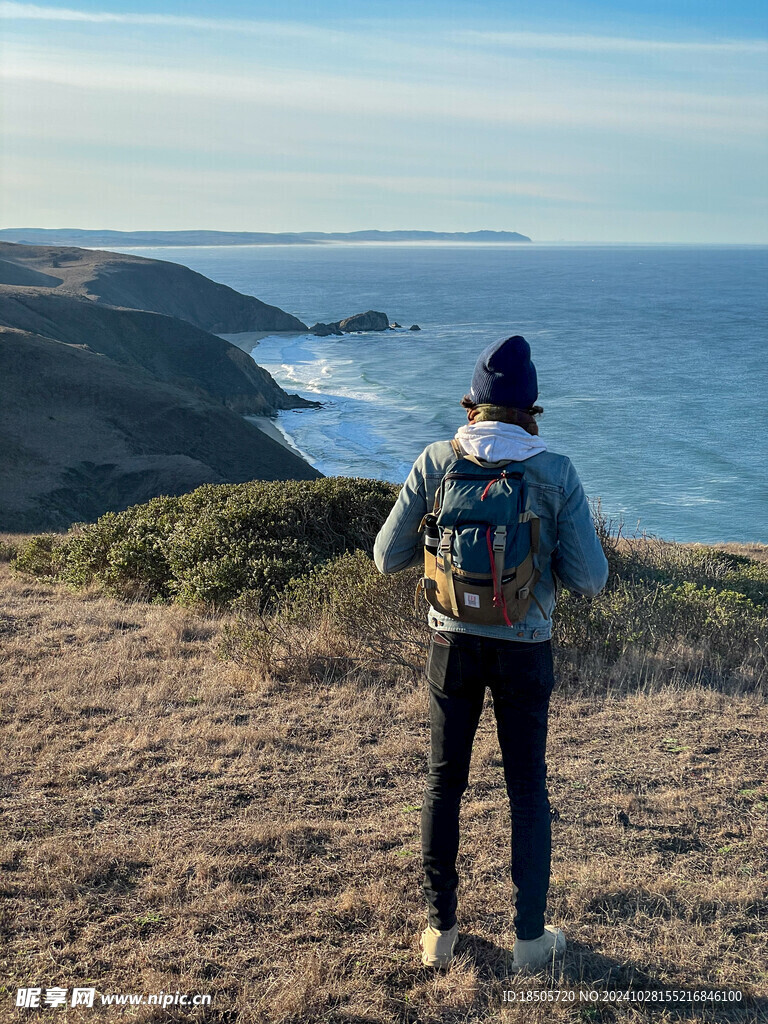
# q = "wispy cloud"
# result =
<box><xmin>2</xmin><ymin>2</ymin><xmax>766</xmax><ymax>239</ymax></box>
<box><xmin>2</xmin><ymin>3</ymin><xmax>766</xmax><ymax>56</ymax></box>
<box><xmin>456</xmin><ymin>29</ymin><xmax>768</xmax><ymax>55</ymax></box>
<box><xmin>0</xmin><ymin>1</ymin><xmax>341</xmax><ymax>39</ymax></box>
<box><xmin>204</xmin><ymin>169</ymin><xmax>589</xmax><ymax>205</ymax></box>
<box><xmin>2</xmin><ymin>51</ymin><xmax>765</xmax><ymax>138</ymax></box>
<box><xmin>17</xmin><ymin>157</ymin><xmax>587</xmax><ymax>203</ymax></box>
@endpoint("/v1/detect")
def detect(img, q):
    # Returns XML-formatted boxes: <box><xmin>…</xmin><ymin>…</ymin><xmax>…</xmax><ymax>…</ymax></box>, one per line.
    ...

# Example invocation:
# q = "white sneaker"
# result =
<box><xmin>512</xmin><ymin>925</ymin><xmax>566</xmax><ymax>971</ymax></box>
<box><xmin>419</xmin><ymin>923</ymin><xmax>459</xmax><ymax>968</ymax></box>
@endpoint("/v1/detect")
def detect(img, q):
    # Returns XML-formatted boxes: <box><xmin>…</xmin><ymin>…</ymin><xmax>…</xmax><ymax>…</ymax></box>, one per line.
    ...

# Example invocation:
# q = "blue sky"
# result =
<box><xmin>1</xmin><ymin>1</ymin><xmax>766</xmax><ymax>241</ymax></box>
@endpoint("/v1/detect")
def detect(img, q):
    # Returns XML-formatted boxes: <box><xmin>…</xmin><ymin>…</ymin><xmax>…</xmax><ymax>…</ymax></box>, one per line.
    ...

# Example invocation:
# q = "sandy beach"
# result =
<box><xmin>217</xmin><ymin>330</ymin><xmax>276</xmax><ymax>352</ymax></box>
<box><xmin>246</xmin><ymin>414</ymin><xmax>311</xmax><ymax>462</ymax></box>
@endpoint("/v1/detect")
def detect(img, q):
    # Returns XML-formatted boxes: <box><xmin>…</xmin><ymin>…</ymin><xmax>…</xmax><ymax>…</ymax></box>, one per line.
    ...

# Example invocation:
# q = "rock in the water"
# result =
<box><xmin>309</xmin><ymin>321</ymin><xmax>343</xmax><ymax>336</ymax></box>
<box><xmin>409</xmin><ymin>324</ymin><xmax>421</xmax><ymax>331</ymax></box>
<box><xmin>390</xmin><ymin>321</ymin><xmax>401</xmax><ymax>329</ymax></box>
<box><xmin>338</xmin><ymin>310</ymin><xmax>390</xmax><ymax>332</ymax></box>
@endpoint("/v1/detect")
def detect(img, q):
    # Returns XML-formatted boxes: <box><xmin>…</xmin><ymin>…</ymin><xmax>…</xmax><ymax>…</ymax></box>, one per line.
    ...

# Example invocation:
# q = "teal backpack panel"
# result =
<box><xmin>434</xmin><ymin>459</ymin><xmax>531</xmax><ymax>577</ymax></box>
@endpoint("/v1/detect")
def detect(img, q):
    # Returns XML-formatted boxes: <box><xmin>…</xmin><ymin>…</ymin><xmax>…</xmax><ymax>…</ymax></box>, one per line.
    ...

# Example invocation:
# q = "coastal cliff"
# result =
<box><xmin>0</xmin><ymin>327</ymin><xmax>320</xmax><ymax>531</ymax></box>
<box><xmin>0</xmin><ymin>243</ymin><xmax>320</xmax><ymax>531</ymax></box>
<box><xmin>0</xmin><ymin>242</ymin><xmax>308</xmax><ymax>333</ymax></box>
<box><xmin>0</xmin><ymin>290</ymin><xmax>311</xmax><ymax>416</ymax></box>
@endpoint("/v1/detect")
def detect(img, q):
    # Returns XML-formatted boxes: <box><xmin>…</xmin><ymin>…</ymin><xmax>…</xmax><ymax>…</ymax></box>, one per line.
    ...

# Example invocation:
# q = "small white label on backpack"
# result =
<box><xmin>464</xmin><ymin>592</ymin><xmax>480</xmax><ymax>608</ymax></box>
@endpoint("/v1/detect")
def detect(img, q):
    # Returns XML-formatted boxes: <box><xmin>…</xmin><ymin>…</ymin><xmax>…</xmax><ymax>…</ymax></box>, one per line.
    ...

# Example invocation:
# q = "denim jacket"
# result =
<box><xmin>373</xmin><ymin>436</ymin><xmax>609</xmax><ymax>642</ymax></box>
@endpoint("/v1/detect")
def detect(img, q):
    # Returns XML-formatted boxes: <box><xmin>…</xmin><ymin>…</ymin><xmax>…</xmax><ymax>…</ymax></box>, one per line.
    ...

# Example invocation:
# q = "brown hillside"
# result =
<box><xmin>0</xmin><ymin>328</ymin><xmax>320</xmax><ymax>532</ymax></box>
<box><xmin>0</xmin><ymin>242</ymin><xmax>308</xmax><ymax>333</ymax></box>
<box><xmin>0</xmin><ymin>291</ymin><xmax>314</xmax><ymax>415</ymax></box>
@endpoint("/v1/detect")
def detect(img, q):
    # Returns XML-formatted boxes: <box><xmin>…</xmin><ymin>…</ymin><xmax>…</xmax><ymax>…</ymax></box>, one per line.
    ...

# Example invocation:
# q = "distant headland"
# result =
<box><xmin>0</xmin><ymin>228</ymin><xmax>532</xmax><ymax>247</ymax></box>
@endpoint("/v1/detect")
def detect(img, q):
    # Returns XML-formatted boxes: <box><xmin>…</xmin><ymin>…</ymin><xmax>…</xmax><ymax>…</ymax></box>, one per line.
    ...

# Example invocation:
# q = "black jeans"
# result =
<box><xmin>421</xmin><ymin>630</ymin><xmax>556</xmax><ymax>941</ymax></box>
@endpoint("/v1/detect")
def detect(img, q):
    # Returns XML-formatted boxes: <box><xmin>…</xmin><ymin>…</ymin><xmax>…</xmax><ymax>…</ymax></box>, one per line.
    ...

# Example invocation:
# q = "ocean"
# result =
<box><xmin>112</xmin><ymin>244</ymin><xmax>768</xmax><ymax>544</ymax></box>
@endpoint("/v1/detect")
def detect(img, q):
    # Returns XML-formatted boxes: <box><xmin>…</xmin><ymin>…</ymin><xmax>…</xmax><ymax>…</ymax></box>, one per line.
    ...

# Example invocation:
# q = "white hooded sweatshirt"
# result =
<box><xmin>454</xmin><ymin>420</ymin><xmax>547</xmax><ymax>463</ymax></box>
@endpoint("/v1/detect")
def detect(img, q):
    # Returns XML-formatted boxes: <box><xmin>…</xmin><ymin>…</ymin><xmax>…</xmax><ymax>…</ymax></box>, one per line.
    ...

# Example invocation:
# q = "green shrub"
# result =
<box><xmin>220</xmin><ymin>551</ymin><xmax>426</xmax><ymax>685</ymax></box>
<box><xmin>0</xmin><ymin>540</ymin><xmax>18</xmax><ymax>563</ymax></box>
<box><xmin>552</xmin><ymin>547</ymin><xmax>767</xmax><ymax>692</ymax></box>
<box><xmin>13</xmin><ymin>477</ymin><xmax>399</xmax><ymax>608</ymax></box>
<box><xmin>59</xmin><ymin>499</ymin><xmax>180</xmax><ymax>596</ymax></box>
<box><xmin>11</xmin><ymin>534</ymin><xmax>66</xmax><ymax>578</ymax></box>
<box><xmin>554</xmin><ymin>578</ymin><xmax>767</xmax><ymax>667</ymax></box>
<box><xmin>11</xmin><ymin>477</ymin><xmax>766</xmax><ymax>693</ymax></box>
<box><xmin>612</xmin><ymin>540</ymin><xmax>768</xmax><ymax>608</ymax></box>
<box><xmin>283</xmin><ymin>550</ymin><xmax>425</xmax><ymax>665</ymax></box>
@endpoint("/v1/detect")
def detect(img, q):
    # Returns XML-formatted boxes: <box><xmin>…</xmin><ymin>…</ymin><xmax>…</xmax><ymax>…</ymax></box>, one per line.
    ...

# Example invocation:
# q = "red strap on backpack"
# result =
<box><xmin>486</xmin><ymin>526</ymin><xmax>513</xmax><ymax>627</ymax></box>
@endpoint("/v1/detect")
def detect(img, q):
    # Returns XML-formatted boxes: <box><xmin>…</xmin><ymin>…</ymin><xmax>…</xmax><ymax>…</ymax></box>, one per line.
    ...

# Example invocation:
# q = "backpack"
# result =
<box><xmin>416</xmin><ymin>439</ymin><xmax>545</xmax><ymax>626</ymax></box>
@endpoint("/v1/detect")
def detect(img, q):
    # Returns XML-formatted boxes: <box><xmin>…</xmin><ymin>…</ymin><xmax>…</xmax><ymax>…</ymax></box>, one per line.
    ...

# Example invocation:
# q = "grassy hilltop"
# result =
<box><xmin>1</xmin><ymin>478</ymin><xmax>767</xmax><ymax>1023</ymax></box>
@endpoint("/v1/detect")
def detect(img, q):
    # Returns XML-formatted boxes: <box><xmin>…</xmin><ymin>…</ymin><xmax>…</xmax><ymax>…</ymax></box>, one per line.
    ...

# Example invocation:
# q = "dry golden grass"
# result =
<box><xmin>1</xmin><ymin>555</ymin><xmax>767</xmax><ymax>1023</ymax></box>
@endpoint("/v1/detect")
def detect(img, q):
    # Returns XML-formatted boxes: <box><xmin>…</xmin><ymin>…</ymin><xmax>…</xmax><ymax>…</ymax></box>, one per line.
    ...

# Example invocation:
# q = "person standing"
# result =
<box><xmin>373</xmin><ymin>335</ymin><xmax>609</xmax><ymax>970</ymax></box>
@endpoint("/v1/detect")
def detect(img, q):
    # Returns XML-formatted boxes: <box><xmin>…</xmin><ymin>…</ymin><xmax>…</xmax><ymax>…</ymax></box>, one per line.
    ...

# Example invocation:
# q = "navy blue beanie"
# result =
<box><xmin>464</xmin><ymin>335</ymin><xmax>538</xmax><ymax>408</ymax></box>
